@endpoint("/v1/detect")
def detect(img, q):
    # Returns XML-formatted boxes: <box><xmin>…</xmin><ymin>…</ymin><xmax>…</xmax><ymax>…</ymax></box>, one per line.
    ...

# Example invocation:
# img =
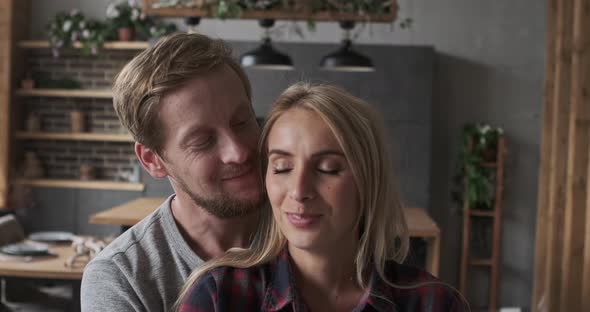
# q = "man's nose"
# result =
<box><xmin>218</xmin><ymin>131</ymin><xmax>251</xmax><ymax>164</ymax></box>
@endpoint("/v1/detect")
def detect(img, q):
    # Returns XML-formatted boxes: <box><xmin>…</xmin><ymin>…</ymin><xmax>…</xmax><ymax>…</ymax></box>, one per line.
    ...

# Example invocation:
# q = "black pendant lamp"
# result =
<box><xmin>240</xmin><ymin>19</ymin><xmax>294</xmax><ymax>70</ymax></box>
<box><xmin>185</xmin><ymin>16</ymin><xmax>201</xmax><ymax>34</ymax></box>
<box><xmin>320</xmin><ymin>21</ymin><xmax>374</xmax><ymax>72</ymax></box>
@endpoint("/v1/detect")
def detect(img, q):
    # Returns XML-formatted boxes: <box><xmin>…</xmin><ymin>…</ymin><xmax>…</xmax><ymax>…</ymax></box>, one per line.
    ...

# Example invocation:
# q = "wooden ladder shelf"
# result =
<box><xmin>459</xmin><ymin>137</ymin><xmax>505</xmax><ymax>312</ymax></box>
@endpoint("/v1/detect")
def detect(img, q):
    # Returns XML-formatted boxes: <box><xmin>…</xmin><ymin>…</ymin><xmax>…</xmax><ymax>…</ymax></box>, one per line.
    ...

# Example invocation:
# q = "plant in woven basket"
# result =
<box><xmin>452</xmin><ymin>123</ymin><xmax>504</xmax><ymax>211</ymax></box>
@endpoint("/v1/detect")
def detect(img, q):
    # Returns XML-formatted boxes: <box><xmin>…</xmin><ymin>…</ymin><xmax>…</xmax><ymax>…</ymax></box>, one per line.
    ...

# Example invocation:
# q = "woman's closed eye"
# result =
<box><xmin>317</xmin><ymin>168</ymin><xmax>341</xmax><ymax>175</ymax></box>
<box><xmin>272</xmin><ymin>167</ymin><xmax>292</xmax><ymax>174</ymax></box>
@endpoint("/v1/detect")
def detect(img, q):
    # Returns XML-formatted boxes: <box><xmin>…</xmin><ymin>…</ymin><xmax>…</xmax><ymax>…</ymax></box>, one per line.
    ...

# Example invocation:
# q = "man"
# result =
<box><xmin>81</xmin><ymin>33</ymin><xmax>264</xmax><ymax>311</ymax></box>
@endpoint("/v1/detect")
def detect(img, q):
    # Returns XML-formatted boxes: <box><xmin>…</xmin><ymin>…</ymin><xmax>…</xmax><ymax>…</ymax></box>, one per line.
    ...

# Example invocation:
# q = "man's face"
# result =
<box><xmin>157</xmin><ymin>65</ymin><xmax>263</xmax><ymax>218</ymax></box>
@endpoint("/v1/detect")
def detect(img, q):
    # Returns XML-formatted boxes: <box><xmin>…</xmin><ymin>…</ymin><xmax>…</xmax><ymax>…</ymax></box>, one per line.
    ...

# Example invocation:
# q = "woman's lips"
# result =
<box><xmin>286</xmin><ymin>212</ymin><xmax>322</xmax><ymax>228</ymax></box>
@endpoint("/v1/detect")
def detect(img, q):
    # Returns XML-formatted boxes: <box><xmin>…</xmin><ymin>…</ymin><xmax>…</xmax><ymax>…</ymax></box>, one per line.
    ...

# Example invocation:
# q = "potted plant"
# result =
<box><xmin>452</xmin><ymin>123</ymin><xmax>504</xmax><ymax>211</ymax></box>
<box><xmin>47</xmin><ymin>10</ymin><xmax>86</xmax><ymax>57</ymax></box>
<box><xmin>134</xmin><ymin>16</ymin><xmax>177</xmax><ymax>42</ymax></box>
<box><xmin>47</xmin><ymin>10</ymin><xmax>109</xmax><ymax>56</ymax></box>
<box><xmin>106</xmin><ymin>0</ymin><xmax>144</xmax><ymax>41</ymax></box>
<box><xmin>79</xmin><ymin>20</ymin><xmax>108</xmax><ymax>55</ymax></box>
<box><xmin>21</xmin><ymin>72</ymin><xmax>35</xmax><ymax>89</ymax></box>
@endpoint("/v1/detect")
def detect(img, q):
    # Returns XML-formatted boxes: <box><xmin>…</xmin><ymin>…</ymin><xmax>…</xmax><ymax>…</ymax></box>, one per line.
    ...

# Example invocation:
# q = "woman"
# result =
<box><xmin>176</xmin><ymin>83</ymin><xmax>467</xmax><ymax>311</ymax></box>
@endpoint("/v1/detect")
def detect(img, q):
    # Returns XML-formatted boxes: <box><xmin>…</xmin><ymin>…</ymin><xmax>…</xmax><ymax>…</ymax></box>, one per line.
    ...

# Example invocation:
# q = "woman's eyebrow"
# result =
<box><xmin>268</xmin><ymin>149</ymin><xmax>291</xmax><ymax>156</ymax></box>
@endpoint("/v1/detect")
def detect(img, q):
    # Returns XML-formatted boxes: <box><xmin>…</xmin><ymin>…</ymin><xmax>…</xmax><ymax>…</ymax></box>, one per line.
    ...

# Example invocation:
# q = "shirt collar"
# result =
<box><xmin>361</xmin><ymin>267</ymin><xmax>398</xmax><ymax>312</ymax></box>
<box><xmin>261</xmin><ymin>248</ymin><xmax>398</xmax><ymax>312</ymax></box>
<box><xmin>262</xmin><ymin>247</ymin><xmax>299</xmax><ymax>311</ymax></box>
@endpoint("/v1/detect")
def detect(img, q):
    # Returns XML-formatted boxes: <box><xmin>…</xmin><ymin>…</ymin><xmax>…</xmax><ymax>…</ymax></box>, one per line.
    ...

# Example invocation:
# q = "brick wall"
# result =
<box><xmin>26</xmin><ymin>49</ymin><xmax>136</xmax><ymax>89</ymax></box>
<box><xmin>20</xmin><ymin>48</ymin><xmax>140</xmax><ymax>180</ymax></box>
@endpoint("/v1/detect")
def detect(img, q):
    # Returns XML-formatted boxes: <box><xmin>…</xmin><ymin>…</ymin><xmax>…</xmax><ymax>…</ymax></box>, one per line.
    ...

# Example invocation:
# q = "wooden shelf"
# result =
<box><xmin>15</xmin><ymin>88</ymin><xmax>112</xmax><ymax>98</ymax></box>
<box><xmin>15</xmin><ymin>131</ymin><xmax>134</xmax><ymax>142</ymax></box>
<box><xmin>469</xmin><ymin>209</ymin><xmax>495</xmax><ymax>217</ymax></box>
<box><xmin>18</xmin><ymin>40</ymin><xmax>149</xmax><ymax>50</ymax></box>
<box><xmin>15</xmin><ymin>179</ymin><xmax>144</xmax><ymax>191</ymax></box>
<box><xmin>468</xmin><ymin>258</ymin><xmax>493</xmax><ymax>266</ymax></box>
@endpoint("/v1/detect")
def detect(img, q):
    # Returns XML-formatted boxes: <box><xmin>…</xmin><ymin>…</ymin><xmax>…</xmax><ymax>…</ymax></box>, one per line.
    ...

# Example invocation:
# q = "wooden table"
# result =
<box><xmin>0</xmin><ymin>244</ymin><xmax>84</xmax><ymax>280</ymax></box>
<box><xmin>90</xmin><ymin>198</ymin><xmax>441</xmax><ymax>276</ymax></box>
<box><xmin>0</xmin><ymin>244</ymin><xmax>85</xmax><ymax>311</ymax></box>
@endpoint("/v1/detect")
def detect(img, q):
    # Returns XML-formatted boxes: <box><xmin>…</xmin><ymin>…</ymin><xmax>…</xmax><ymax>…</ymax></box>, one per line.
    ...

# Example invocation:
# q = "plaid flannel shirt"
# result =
<box><xmin>180</xmin><ymin>248</ymin><xmax>466</xmax><ymax>312</ymax></box>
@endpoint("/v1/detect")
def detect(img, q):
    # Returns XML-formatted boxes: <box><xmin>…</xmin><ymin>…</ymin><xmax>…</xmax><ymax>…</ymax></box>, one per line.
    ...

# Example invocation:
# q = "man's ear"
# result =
<box><xmin>135</xmin><ymin>142</ymin><xmax>168</xmax><ymax>179</ymax></box>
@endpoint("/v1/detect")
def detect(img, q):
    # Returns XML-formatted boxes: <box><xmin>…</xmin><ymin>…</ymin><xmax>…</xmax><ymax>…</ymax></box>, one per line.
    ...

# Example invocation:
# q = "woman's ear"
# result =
<box><xmin>135</xmin><ymin>142</ymin><xmax>168</xmax><ymax>179</ymax></box>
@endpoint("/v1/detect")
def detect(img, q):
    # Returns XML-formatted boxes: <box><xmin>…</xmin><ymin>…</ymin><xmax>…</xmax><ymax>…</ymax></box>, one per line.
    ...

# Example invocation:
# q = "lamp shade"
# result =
<box><xmin>320</xmin><ymin>39</ymin><xmax>374</xmax><ymax>72</ymax></box>
<box><xmin>240</xmin><ymin>38</ymin><xmax>294</xmax><ymax>70</ymax></box>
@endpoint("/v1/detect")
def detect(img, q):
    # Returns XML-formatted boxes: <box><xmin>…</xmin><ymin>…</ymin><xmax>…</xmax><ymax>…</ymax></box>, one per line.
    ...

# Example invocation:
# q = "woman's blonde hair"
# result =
<box><xmin>175</xmin><ymin>82</ymin><xmax>410</xmax><ymax>308</ymax></box>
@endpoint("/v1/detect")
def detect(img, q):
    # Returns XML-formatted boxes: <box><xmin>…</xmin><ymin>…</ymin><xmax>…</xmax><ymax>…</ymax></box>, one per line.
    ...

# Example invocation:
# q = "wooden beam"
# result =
<box><xmin>543</xmin><ymin>0</ymin><xmax>575</xmax><ymax>310</ymax></box>
<box><xmin>0</xmin><ymin>0</ymin><xmax>11</xmax><ymax>209</ymax></box>
<box><xmin>585</xmin><ymin>133</ymin><xmax>590</xmax><ymax>311</ymax></box>
<box><xmin>532</xmin><ymin>0</ymin><xmax>558</xmax><ymax>302</ymax></box>
<box><xmin>576</xmin><ymin>0</ymin><xmax>590</xmax><ymax>309</ymax></box>
<box><xmin>559</xmin><ymin>0</ymin><xmax>590</xmax><ymax>308</ymax></box>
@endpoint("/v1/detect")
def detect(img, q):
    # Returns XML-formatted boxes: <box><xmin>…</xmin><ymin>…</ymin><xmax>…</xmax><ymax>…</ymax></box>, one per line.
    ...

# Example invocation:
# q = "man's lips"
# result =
<box><xmin>221</xmin><ymin>166</ymin><xmax>254</xmax><ymax>181</ymax></box>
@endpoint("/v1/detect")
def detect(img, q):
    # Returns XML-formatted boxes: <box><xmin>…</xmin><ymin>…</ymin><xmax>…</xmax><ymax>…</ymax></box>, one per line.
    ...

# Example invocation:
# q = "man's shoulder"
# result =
<box><xmin>90</xmin><ymin>204</ymin><xmax>167</xmax><ymax>264</ymax></box>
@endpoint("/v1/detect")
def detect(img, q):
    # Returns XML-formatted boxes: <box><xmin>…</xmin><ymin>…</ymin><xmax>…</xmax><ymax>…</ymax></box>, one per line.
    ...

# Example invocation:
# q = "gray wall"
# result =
<box><xmin>26</xmin><ymin>0</ymin><xmax>545</xmax><ymax>309</ymax></box>
<box><xmin>19</xmin><ymin>42</ymin><xmax>435</xmax><ymax>237</ymax></box>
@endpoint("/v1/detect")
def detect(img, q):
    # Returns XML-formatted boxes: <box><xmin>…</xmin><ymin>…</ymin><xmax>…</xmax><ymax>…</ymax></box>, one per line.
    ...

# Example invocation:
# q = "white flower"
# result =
<box><xmin>131</xmin><ymin>9</ymin><xmax>139</xmax><ymax>21</ymax></box>
<box><xmin>82</xmin><ymin>29</ymin><xmax>90</xmax><ymax>39</ymax></box>
<box><xmin>497</xmin><ymin>128</ymin><xmax>504</xmax><ymax>134</ymax></box>
<box><xmin>79</xmin><ymin>21</ymin><xmax>86</xmax><ymax>29</ymax></box>
<box><xmin>70</xmin><ymin>9</ymin><xmax>80</xmax><ymax>16</ymax></box>
<box><xmin>140</xmin><ymin>13</ymin><xmax>146</xmax><ymax>20</ymax></box>
<box><xmin>71</xmin><ymin>31</ymin><xmax>79</xmax><ymax>42</ymax></box>
<box><xmin>106</xmin><ymin>3</ymin><xmax>119</xmax><ymax>18</ymax></box>
<box><xmin>128</xmin><ymin>0</ymin><xmax>138</xmax><ymax>7</ymax></box>
<box><xmin>480</xmin><ymin>124</ymin><xmax>491</xmax><ymax>134</ymax></box>
<box><xmin>63</xmin><ymin>20</ymin><xmax>72</xmax><ymax>32</ymax></box>
<box><xmin>150</xmin><ymin>26</ymin><xmax>157</xmax><ymax>35</ymax></box>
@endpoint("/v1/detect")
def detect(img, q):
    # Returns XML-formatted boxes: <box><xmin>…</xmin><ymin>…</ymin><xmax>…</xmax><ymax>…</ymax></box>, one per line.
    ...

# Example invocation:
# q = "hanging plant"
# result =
<box><xmin>452</xmin><ymin>123</ymin><xmax>504</xmax><ymax>211</ymax></box>
<box><xmin>150</xmin><ymin>0</ymin><xmax>398</xmax><ymax>20</ymax></box>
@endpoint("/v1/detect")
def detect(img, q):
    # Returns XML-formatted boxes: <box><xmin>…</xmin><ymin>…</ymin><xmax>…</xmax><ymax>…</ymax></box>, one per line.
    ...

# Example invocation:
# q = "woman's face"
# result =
<box><xmin>265</xmin><ymin>107</ymin><xmax>360</xmax><ymax>252</ymax></box>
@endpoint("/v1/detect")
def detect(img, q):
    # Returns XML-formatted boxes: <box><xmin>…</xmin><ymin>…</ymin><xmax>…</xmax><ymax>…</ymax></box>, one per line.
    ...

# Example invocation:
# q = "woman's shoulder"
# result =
<box><xmin>199</xmin><ymin>262</ymin><xmax>272</xmax><ymax>290</ymax></box>
<box><xmin>379</xmin><ymin>261</ymin><xmax>467</xmax><ymax>311</ymax></box>
<box><xmin>180</xmin><ymin>263</ymin><xmax>272</xmax><ymax>311</ymax></box>
<box><xmin>383</xmin><ymin>261</ymin><xmax>439</xmax><ymax>284</ymax></box>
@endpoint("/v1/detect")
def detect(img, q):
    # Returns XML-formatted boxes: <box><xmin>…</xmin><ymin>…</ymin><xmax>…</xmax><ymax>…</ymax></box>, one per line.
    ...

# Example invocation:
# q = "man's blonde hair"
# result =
<box><xmin>113</xmin><ymin>33</ymin><xmax>252</xmax><ymax>154</ymax></box>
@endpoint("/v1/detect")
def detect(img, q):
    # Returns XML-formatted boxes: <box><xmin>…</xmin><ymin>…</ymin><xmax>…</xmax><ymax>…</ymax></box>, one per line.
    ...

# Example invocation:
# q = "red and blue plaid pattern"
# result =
<box><xmin>179</xmin><ymin>248</ymin><xmax>467</xmax><ymax>312</ymax></box>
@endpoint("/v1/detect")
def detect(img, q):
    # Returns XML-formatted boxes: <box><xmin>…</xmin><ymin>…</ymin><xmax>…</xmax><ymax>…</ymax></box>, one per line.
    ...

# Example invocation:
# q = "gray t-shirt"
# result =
<box><xmin>81</xmin><ymin>195</ymin><xmax>203</xmax><ymax>311</ymax></box>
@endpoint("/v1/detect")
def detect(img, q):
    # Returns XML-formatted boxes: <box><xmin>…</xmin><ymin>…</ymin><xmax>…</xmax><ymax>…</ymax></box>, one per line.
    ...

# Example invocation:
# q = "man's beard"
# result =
<box><xmin>174</xmin><ymin>172</ymin><xmax>264</xmax><ymax>219</ymax></box>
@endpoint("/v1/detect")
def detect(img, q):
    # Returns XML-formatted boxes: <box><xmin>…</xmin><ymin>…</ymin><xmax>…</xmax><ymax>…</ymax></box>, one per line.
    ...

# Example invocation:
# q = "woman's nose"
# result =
<box><xmin>288</xmin><ymin>169</ymin><xmax>316</xmax><ymax>202</ymax></box>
